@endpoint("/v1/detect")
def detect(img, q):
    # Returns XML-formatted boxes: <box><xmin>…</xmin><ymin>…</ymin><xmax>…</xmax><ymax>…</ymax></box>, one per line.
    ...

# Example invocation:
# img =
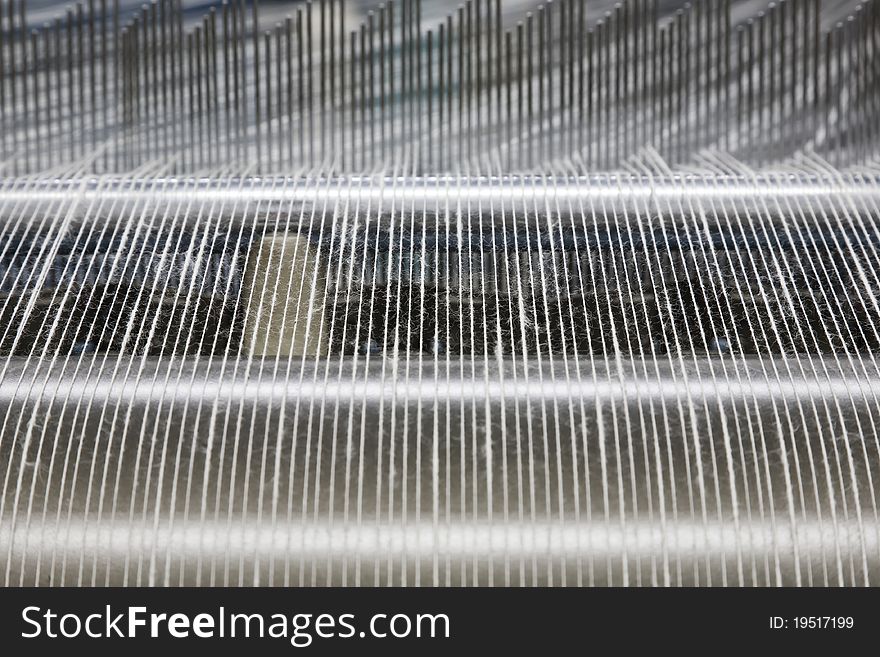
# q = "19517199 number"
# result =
<box><xmin>791</xmin><ymin>617</ymin><xmax>854</xmax><ymax>629</ymax></box>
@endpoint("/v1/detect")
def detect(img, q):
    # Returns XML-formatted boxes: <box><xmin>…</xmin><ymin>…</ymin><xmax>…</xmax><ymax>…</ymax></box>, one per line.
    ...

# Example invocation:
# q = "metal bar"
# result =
<box><xmin>3</xmin><ymin>356</ymin><xmax>880</xmax><ymax>406</ymax></box>
<box><xmin>1</xmin><ymin>175</ymin><xmax>879</xmax><ymax>220</ymax></box>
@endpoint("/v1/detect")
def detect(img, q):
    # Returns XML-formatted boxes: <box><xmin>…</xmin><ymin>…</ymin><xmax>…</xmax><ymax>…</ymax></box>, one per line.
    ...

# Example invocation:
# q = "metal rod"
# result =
<box><xmin>4</xmin><ymin>357</ymin><xmax>880</xmax><ymax>406</ymax></box>
<box><xmin>2</xmin><ymin>175</ymin><xmax>879</xmax><ymax>218</ymax></box>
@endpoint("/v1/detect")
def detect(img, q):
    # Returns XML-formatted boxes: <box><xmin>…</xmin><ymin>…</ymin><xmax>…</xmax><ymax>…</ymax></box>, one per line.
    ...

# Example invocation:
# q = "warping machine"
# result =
<box><xmin>0</xmin><ymin>0</ymin><xmax>879</xmax><ymax>586</ymax></box>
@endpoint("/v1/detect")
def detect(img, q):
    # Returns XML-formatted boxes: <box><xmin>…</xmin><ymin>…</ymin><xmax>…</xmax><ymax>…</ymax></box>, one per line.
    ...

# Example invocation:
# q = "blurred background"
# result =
<box><xmin>16</xmin><ymin>0</ymin><xmax>869</xmax><ymax>31</ymax></box>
